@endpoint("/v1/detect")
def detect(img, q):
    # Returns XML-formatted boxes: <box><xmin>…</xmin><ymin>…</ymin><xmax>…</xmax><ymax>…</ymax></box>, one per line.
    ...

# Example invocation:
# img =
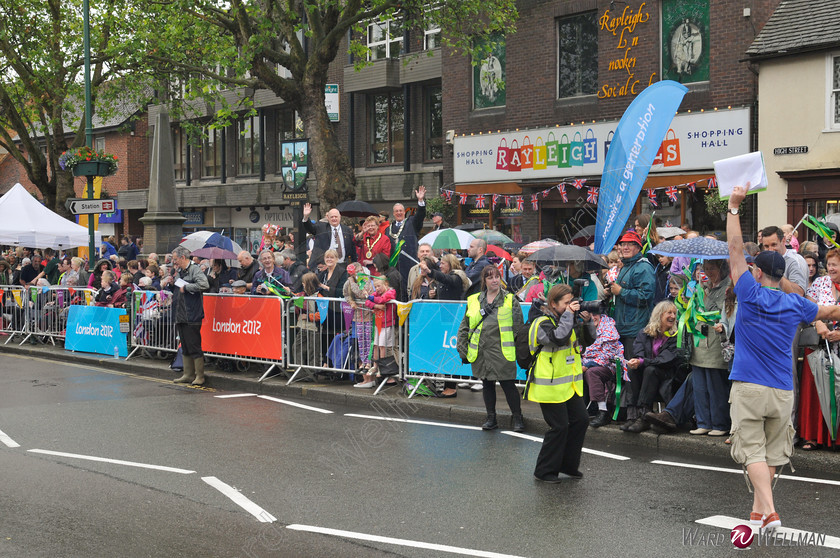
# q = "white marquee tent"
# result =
<box><xmin>0</xmin><ymin>183</ymin><xmax>100</xmax><ymax>249</ymax></box>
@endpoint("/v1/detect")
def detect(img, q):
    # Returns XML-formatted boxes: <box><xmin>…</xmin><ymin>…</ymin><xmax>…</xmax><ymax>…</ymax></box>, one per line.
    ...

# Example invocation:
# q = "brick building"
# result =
<box><xmin>441</xmin><ymin>0</ymin><xmax>780</xmax><ymax>243</ymax></box>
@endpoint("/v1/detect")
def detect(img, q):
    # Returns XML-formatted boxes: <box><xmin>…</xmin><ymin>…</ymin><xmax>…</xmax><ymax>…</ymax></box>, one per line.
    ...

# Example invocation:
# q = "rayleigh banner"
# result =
<box><xmin>65</xmin><ymin>305</ymin><xmax>128</xmax><ymax>357</ymax></box>
<box><xmin>594</xmin><ymin>80</ymin><xmax>689</xmax><ymax>254</ymax></box>
<box><xmin>201</xmin><ymin>295</ymin><xmax>284</xmax><ymax>360</ymax></box>
<box><xmin>407</xmin><ymin>300</ymin><xmax>531</xmax><ymax>382</ymax></box>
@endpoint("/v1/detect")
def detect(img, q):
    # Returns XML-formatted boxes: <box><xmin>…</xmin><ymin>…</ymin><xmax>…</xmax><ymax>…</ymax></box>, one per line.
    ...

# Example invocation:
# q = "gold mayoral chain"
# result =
<box><xmin>365</xmin><ymin>232</ymin><xmax>382</xmax><ymax>259</ymax></box>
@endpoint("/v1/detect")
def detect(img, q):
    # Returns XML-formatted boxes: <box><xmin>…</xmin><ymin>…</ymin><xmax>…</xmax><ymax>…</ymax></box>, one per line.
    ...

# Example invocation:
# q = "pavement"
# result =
<box><xmin>2</xmin><ymin>338</ymin><xmax>838</xmax><ymax>475</ymax></box>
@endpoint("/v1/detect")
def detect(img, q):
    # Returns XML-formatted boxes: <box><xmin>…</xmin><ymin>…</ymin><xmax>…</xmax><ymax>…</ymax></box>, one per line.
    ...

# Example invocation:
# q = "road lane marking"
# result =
<box><xmin>201</xmin><ymin>476</ymin><xmax>277</xmax><ymax>523</ymax></box>
<box><xmin>651</xmin><ymin>460</ymin><xmax>840</xmax><ymax>486</ymax></box>
<box><xmin>214</xmin><ymin>393</ymin><xmax>258</xmax><ymax>398</ymax></box>
<box><xmin>502</xmin><ymin>431</ymin><xmax>631</xmax><ymax>461</ymax></box>
<box><xmin>344</xmin><ymin>413</ymin><xmax>483</xmax><ymax>431</ymax></box>
<box><xmin>696</xmin><ymin>515</ymin><xmax>840</xmax><ymax>549</ymax></box>
<box><xmin>28</xmin><ymin>449</ymin><xmax>195</xmax><ymax>474</ymax></box>
<box><xmin>0</xmin><ymin>428</ymin><xmax>20</xmax><ymax>448</ymax></box>
<box><xmin>257</xmin><ymin>395</ymin><xmax>333</xmax><ymax>414</ymax></box>
<box><xmin>286</xmin><ymin>524</ymin><xmax>527</xmax><ymax>558</ymax></box>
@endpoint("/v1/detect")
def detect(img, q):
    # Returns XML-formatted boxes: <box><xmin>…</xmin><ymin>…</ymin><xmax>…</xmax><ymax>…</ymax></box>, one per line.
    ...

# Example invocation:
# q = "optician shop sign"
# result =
<box><xmin>452</xmin><ymin>107</ymin><xmax>750</xmax><ymax>183</ymax></box>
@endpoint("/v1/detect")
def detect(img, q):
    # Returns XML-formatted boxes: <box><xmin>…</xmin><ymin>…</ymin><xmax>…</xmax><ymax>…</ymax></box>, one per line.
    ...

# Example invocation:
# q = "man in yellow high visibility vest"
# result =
<box><xmin>526</xmin><ymin>284</ymin><xmax>588</xmax><ymax>483</ymax></box>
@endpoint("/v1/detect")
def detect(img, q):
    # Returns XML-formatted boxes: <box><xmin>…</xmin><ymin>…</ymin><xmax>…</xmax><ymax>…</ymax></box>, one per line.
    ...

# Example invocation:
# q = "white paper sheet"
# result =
<box><xmin>174</xmin><ymin>277</ymin><xmax>187</xmax><ymax>288</ymax></box>
<box><xmin>713</xmin><ymin>151</ymin><xmax>768</xmax><ymax>199</ymax></box>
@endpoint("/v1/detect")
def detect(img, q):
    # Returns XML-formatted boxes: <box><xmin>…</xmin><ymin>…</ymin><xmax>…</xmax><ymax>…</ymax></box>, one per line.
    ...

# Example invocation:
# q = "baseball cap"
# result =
<box><xmin>618</xmin><ymin>230</ymin><xmax>643</xmax><ymax>247</ymax></box>
<box><xmin>753</xmin><ymin>250</ymin><xmax>785</xmax><ymax>280</ymax></box>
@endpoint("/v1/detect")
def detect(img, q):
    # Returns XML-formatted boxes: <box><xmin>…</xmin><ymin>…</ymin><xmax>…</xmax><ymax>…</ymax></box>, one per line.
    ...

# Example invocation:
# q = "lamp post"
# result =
<box><xmin>83</xmin><ymin>0</ymin><xmax>96</xmax><ymax>260</ymax></box>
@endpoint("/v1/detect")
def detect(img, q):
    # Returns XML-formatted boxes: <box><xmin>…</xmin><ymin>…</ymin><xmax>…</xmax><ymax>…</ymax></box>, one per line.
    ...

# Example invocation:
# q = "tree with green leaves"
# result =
<box><xmin>0</xmin><ymin>0</ymin><xmax>145</xmax><ymax>217</ymax></box>
<box><xmin>137</xmin><ymin>0</ymin><xmax>518</xmax><ymax>209</ymax></box>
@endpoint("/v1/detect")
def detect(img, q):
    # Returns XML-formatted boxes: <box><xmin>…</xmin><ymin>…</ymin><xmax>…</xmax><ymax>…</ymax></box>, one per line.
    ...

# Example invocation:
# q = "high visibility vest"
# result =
<box><xmin>466</xmin><ymin>292</ymin><xmax>516</xmax><ymax>363</ymax></box>
<box><xmin>525</xmin><ymin>315</ymin><xmax>583</xmax><ymax>403</ymax></box>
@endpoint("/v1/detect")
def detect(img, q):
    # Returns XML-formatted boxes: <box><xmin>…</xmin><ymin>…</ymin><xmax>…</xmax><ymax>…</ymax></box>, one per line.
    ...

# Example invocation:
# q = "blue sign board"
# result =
<box><xmin>407</xmin><ymin>300</ymin><xmax>530</xmax><ymax>381</ymax></box>
<box><xmin>65</xmin><ymin>305</ymin><xmax>128</xmax><ymax>357</ymax></box>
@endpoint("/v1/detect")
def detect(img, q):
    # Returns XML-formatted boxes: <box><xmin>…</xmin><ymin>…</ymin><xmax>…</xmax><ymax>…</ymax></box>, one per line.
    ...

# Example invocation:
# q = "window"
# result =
<box><xmin>472</xmin><ymin>33</ymin><xmax>506</xmax><ymax>109</ymax></box>
<box><xmin>370</xmin><ymin>92</ymin><xmax>404</xmax><ymax>164</ymax></box>
<box><xmin>238</xmin><ymin>115</ymin><xmax>259</xmax><ymax>176</ymax></box>
<box><xmin>172</xmin><ymin>126</ymin><xmax>187</xmax><ymax>181</ymax></box>
<box><xmin>367</xmin><ymin>18</ymin><xmax>403</xmax><ymax>60</ymax></box>
<box><xmin>830</xmin><ymin>54</ymin><xmax>840</xmax><ymax>129</ymax></box>
<box><xmin>558</xmin><ymin>12</ymin><xmax>598</xmax><ymax>98</ymax></box>
<box><xmin>424</xmin><ymin>8</ymin><xmax>440</xmax><ymax>50</ymax></box>
<box><xmin>201</xmin><ymin>127</ymin><xmax>222</xmax><ymax>178</ymax></box>
<box><xmin>425</xmin><ymin>86</ymin><xmax>443</xmax><ymax>161</ymax></box>
<box><xmin>94</xmin><ymin>137</ymin><xmax>105</xmax><ymax>152</ymax></box>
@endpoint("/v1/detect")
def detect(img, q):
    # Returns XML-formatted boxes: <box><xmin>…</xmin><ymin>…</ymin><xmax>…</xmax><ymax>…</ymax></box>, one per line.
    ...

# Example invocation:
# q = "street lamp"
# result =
<box><xmin>83</xmin><ymin>0</ymin><xmax>95</xmax><ymax>259</ymax></box>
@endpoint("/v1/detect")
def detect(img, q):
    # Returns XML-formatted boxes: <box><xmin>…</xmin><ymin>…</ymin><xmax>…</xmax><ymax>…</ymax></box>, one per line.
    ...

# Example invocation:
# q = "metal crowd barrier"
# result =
<box><xmin>4</xmin><ymin>286</ymin><xmax>97</xmax><ymax>346</ymax></box>
<box><xmin>1</xmin><ymin>286</ymin><xmax>27</xmax><ymax>343</ymax></box>
<box><xmin>200</xmin><ymin>293</ymin><xmax>285</xmax><ymax>381</ymax></box>
<box><xmin>283</xmin><ymin>295</ymin><xmax>406</xmax><ymax>394</ymax></box>
<box><xmin>126</xmin><ymin>290</ymin><xmax>177</xmax><ymax>359</ymax></box>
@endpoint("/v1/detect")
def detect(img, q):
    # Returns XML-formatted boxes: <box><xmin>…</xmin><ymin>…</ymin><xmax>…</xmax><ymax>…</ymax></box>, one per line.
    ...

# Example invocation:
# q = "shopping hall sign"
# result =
<box><xmin>453</xmin><ymin>107</ymin><xmax>749</xmax><ymax>183</ymax></box>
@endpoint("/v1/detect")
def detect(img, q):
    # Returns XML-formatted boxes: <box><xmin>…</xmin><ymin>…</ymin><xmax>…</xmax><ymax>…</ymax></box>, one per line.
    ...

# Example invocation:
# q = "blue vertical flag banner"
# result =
<box><xmin>407</xmin><ymin>301</ymin><xmax>531</xmax><ymax>382</ymax></box>
<box><xmin>594</xmin><ymin>80</ymin><xmax>688</xmax><ymax>254</ymax></box>
<box><xmin>65</xmin><ymin>305</ymin><xmax>129</xmax><ymax>357</ymax></box>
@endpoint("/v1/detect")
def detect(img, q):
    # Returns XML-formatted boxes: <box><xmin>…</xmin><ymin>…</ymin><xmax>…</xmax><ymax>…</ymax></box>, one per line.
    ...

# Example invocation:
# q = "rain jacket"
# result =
<box><xmin>172</xmin><ymin>261</ymin><xmax>209</xmax><ymax>324</ymax></box>
<box><xmin>613</xmin><ymin>252</ymin><xmax>656</xmax><ymax>338</ymax></box>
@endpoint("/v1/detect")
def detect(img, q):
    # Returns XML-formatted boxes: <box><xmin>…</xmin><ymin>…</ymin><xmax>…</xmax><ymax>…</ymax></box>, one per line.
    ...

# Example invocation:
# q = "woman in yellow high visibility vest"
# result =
<box><xmin>526</xmin><ymin>284</ymin><xmax>588</xmax><ymax>483</ymax></box>
<box><xmin>457</xmin><ymin>265</ymin><xmax>525</xmax><ymax>431</ymax></box>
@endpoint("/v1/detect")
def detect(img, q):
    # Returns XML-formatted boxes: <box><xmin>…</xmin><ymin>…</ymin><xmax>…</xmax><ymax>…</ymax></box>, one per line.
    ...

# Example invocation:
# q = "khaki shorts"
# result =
<box><xmin>729</xmin><ymin>381</ymin><xmax>795</xmax><ymax>467</ymax></box>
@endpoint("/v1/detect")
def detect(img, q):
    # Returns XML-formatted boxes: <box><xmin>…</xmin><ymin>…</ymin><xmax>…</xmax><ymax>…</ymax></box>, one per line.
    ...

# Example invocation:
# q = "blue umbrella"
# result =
<box><xmin>650</xmin><ymin>237</ymin><xmax>729</xmax><ymax>259</ymax></box>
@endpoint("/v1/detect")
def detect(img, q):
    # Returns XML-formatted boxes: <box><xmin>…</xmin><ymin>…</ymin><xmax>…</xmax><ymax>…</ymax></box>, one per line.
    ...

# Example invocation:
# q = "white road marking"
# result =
<box><xmin>28</xmin><ymin>449</ymin><xmax>195</xmax><ymax>474</ymax></box>
<box><xmin>344</xmin><ymin>413</ymin><xmax>483</xmax><ymax>431</ymax></box>
<box><xmin>0</xmin><ymin>428</ymin><xmax>20</xmax><ymax>448</ymax></box>
<box><xmin>696</xmin><ymin>515</ymin><xmax>840</xmax><ymax>549</ymax></box>
<box><xmin>286</xmin><ymin>524</ymin><xmax>527</xmax><ymax>558</ymax></box>
<box><xmin>214</xmin><ymin>393</ymin><xmax>258</xmax><ymax>399</ymax></box>
<box><xmin>202</xmin><ymin>476</ymin><xmax>277</xmax><ymax>523</ymax></box>
<box><xmin>651</xmin><ymin>460</ymin><xmax>840</xmax><ymax>486</ymax></box>
<box><xmin>502</xmin><ymin>431</ymin><xmax>631</xmax><ymax>460</ymax></box>
<box><xmin>257</xmin><ymin>395</ymin><xmax>333</xmax><ymax>414</ymax></box>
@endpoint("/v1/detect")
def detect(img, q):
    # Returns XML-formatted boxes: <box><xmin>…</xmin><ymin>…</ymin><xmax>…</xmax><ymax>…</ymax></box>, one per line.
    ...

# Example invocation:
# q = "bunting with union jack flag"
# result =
<box><xmin>474</xmin><ymin>195</ymin><xmax>487</xmax><ymax>209</ymax></box>
<box><xmin>442</xmin><ymin>189</ymin><xmax>453</xmax><ymax>202</ymax></box>
<box><xmin>573</xmin><ymin>178</ymin><xmax>586</xmax><ymax>190</ymax></box>
<box><xmin>516</xmin><ymin>196</ymin><xmax>524</xmax><ymax>211</ymax></box>
<box><xmin>531</xmin><ymin>194</ymin><xmax>539</xmax><ymax>210</ymax></box>
<box><xmin>587</xmin><ymin>187</ymin><xmax>599</xmax><ymax>205</ymax></box>
<box><xmin>557</xmin><ymin>183</ymin><xmax>568</xmax><ymax>203</ymax></box>
<box><xmin>647</xmin><ymin>189</ymin><xmax>659</xmax><ymax>207</ymax></box>
<box><xmin>459</xmin><ymin>193</ymin><xmax>468</xmax><ymax>205</ymax></box>
<box><xmin>665</xmin><ymin>185</ymin><xmax>678</xmax><ymax>202</ymax></box>
<box><xmin>492</xmin><ymin>194</ymin><xmax>500</xmax><ymax>209</ymax></box>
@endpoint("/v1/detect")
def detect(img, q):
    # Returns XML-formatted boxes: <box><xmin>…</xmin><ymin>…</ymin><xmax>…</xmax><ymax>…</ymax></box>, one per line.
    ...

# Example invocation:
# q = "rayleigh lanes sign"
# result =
<box><xmin>453</xmin><ymin>107</ymin><xmax>749</xmax><ymax>183</ymax></box>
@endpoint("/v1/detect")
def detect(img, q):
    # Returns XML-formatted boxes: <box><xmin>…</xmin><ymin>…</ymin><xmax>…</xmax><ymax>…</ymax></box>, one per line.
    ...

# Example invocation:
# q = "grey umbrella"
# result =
<box><xmin>805</xmin><ymin>340</ymin><xmax>840</xmax><ymax>441</ymax></box>
<box><xmin>526</xmin><ymin>244</ymin><xmax>607</xmax><ymax>267</ymax></box>
<box><xmin>649</xmin><ymin>237</ymin><xmax>730</xmax><ymax>259</ymax></box>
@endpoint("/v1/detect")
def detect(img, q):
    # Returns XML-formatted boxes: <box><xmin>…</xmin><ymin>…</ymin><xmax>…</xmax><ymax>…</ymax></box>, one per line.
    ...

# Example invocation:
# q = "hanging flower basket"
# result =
<box><xmin>59</xmin><ymin>146</ymin><xmax>119</xmax><ymax>177</ymax></box>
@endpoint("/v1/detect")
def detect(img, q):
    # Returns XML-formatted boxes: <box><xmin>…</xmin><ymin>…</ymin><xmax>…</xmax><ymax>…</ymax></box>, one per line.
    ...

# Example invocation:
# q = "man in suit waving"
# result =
<box><xmin>302</xmin><ymin>204</ymin><xmax>357</xmax><ymax>271</ymax></box>
<box><xmin>388</xmin><ymin>185</ymin><xmax>427</xmax><ymax>282</ymax></box>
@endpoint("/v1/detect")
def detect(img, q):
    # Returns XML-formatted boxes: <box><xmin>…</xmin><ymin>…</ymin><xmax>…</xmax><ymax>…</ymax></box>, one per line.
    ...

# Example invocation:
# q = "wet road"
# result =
<box><xmin>1</xmin><ymin>354</ymin><xmax>839</xmax><ymax>557</ymax></box>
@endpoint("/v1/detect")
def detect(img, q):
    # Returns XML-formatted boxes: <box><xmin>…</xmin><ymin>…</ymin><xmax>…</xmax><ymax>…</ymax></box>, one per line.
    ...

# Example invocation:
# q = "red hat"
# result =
<box><xmin>618</xmin><ymin>230</ymin><xmax>643</xmax><ymax>247</ymax></box>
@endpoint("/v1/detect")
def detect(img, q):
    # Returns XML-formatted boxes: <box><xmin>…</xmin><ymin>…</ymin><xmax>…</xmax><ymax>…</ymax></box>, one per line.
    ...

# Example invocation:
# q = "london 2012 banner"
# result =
<box><xmin>594</xmin><ymin>80</ymin><xmax>688</xmax><ymax>254</ymax></box>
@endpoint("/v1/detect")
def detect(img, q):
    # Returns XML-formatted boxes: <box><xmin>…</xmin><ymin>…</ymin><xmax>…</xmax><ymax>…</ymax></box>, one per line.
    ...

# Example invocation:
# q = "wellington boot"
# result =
<box><xmin>512</xmin><ymin>413</ymin><xmax>525</xmax><ymax>433</ymax></box>
<box><xmin>191</xmin><ymin>357</ymin><xmax>206</xmax><ymax>386</ymax></box>
<box><xmin>174</xmin><ymin>356</ymin><xmax>196</xmax><ymax>383</ymax></box>
<box><xmin>481</xmin><ymin>413</ymin><xmax>498</xmax><ymax>431</ymax></box>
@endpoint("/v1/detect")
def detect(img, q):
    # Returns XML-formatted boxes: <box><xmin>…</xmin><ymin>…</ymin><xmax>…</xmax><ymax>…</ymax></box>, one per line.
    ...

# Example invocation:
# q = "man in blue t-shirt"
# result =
<box><xmin>727</xmin><ymin>186</ymin><xmax>840</xmax><ymax>533</ymax></box>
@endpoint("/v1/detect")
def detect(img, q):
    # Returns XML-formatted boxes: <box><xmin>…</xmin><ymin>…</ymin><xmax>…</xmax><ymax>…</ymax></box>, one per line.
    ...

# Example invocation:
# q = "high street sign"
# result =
<box><xmin>65</xmin><ymin>198</ymin><xmax>115</xmax><ymax>215</ymax></box>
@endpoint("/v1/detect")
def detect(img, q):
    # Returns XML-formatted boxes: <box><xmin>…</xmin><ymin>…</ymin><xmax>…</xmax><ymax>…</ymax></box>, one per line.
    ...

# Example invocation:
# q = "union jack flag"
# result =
<box><xmin>708</xmin><ymin>176</ymin><xmax>717</xmax><ymax>189</ymax></box>
<box><xmin>541</xmin><ymin>189</ymin><xmax>550</xmax><ymax>198</ymax></box>
<box><xmin>557</xmin><ymin>184</ymin><xmax>568</xmax><ymax>203</ymax></box>
<box><xmin>505</xmin><ymin>196</ymin><xmax>511</xmax><ymax>208</ymax></box>
<box><xmin>516</xmin><ymin>196</ymin><xmax>524</xmax><ymax>211</ymax></box>
<box><xmin>586</xmin><ymin>187</ymin><xmax>599</xmax><ymax>205</ymax></box>
<box><xmin>475</xmin><ymin>195</ymin><xmax>486</xmax><ymax>209</ymax></box>
<box><xmin>573</xmin><ymin>178</ymin><xmax>587</xmax><ymax>190</ymax></box>
<box><xmin>531</xmin><ymin>194</ymin><xmax>539</xmax><ymax>211</ymax></box>
<box><xmin>688</xmin><ymin>182</ymin><xmax>696</xmax><ymax>193</ymax></box>
<box><xmin>442</xmin><ymin>189</ymin><xmax>453</xmax><ymax>202</ymax></box>
<box><xmin>666</xmin><ymin>185</ymin><xmax>678</xmax><ymax>202</ymax></box>
<box><xmin>459</xmin><ymin>193</ymin><xmax>468</xmax><ymax>205</ymax></box>
<box><xmin>492</xmin><ymin>194</ymin><xmax>499</xmax><ymax>209</ymax></box>
<box><xmin>647</xmin><ymin>189</ymin><xmax>659</xmax><ymax>207</ymax></box>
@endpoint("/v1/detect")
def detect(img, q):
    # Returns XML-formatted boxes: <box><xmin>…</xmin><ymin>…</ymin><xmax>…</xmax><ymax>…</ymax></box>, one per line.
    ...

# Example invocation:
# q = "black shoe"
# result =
<box><xmin>619</xmin><ymin>420</ymin><xmax>633</xmax><ymax>432</ymax></box>
<box><xmin>512</xmin><ymin>413</ymin><xmax>525</xmax><ymax>433</ymax></box>
<box><xmin>645</xmin><ymin>410</ymin><xmax>677</xmax><ymax>433</ymax></box>
<box><xmin>625</xmin><ymin>416</ymin><xmax>651</xmax><ymax>433</ymax></box>
<box><xmin>481</xmin><ymin>414</ymin><xmax>498</xmax><ymax>430</ymax></box>
<box><xmin>559</xmin><ymin>470</ymin><xmax>583</xmax><ymax>479</ymax></box>
<box><xmin>534</xmin><ymin>474</ymin><xmax>562</xmax><ymax>483</ymax></box>
<box><xmin>589</xmin><ymin>410</ymin><xmax>611</xmax><ymax>428</ymax></box>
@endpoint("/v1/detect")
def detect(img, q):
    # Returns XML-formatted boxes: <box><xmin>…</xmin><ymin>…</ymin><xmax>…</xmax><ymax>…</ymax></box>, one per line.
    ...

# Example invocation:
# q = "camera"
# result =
<box><xmin>577</xmin><ymin>299</ymin><xmax>607</xmax><ymax>315</ymax></box>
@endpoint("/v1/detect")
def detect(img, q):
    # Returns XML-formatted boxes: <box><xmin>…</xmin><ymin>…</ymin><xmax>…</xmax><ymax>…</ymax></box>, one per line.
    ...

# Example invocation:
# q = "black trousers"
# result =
<box><xmin>635</xmin><ymin>364</ymin><xmax>673</xmax><ymax>407</ymax></box>
<box><xmin>177</xmin><ymin>323</ymin><xmax>203</xmax><ymax>358</ymax></box>
<box><xmin>534</xmin><ymin>394</ymin><xmax>588</xmax><ymax>478</ymax></box>
<box><xmin>482</xmin><ymin>379</ymin><xmax>522</xmax><ymax>415</ymax></box>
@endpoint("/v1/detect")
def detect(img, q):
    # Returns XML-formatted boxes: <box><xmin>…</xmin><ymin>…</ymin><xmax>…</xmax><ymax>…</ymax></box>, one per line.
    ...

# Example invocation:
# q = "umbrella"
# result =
<box><xmin>571</xmin><ymin>225</ymin><xmax>596</xmax><ymax>242</ymax></box>
<box><xmin>805</xmin><ymin>340</ymin><xmax>840</xmax><ymax>440</ymax></box>
<box><xmin>519</xmin><ymin>238</ymin><xmax>560</xmax><ymax>254</ymax></box>
<box><xmin>526</xmin><ymin>244</ymin><xmax>607</xmax><ymax>267</ymax></box>
<box><xmin>657</xmin><ymin>226</ymin><xmax>687</xmax><ymax>239</ymax></box>
<box><xmin>473</xmin><ymin>229</ymin><xmax>514</xmax><ymax>245</ymax></box>
<box><xmin>486</xmin><ymin>244</ymin><xmax>512</xmax><ymax>261</ymax></box>
<box><xmin>455</xmin><ymin>222</ymin><xmax>483</xmax><ymax>231</ymax></box>
<box><xmin>180</xmin><ymin>231</ymin><xmax>241</xmax><ymax>253</ymax></box>
<box><xmin>503</xmin><ymin>242</ymin><xmax>523</xmax><ymax>253</ymax></box>
<box><xmin>191</xmin><ymin>247</ymin><xmax>239</xmax><ymax>260</ymax></box>
<box><xmin>418</xmin><ymin>228</ymin><xmax>475</xmax><ymax>250</ymax></box>
<box><xmin>649</xmin><ymin>237</ymin><xmax>729</xmax><ymax>259</ymax></box>
<box><xmin>336</xmin><ymin>200</ymin><xmax>379</xmax><ymax>218</ymax></box>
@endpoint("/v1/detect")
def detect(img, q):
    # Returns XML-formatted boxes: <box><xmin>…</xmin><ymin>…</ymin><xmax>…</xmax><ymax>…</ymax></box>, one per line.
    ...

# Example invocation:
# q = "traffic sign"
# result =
<box><xmin>65</xmin><ymin>198</ymin><xmax>115</xmax><ymax>215</ymax></box>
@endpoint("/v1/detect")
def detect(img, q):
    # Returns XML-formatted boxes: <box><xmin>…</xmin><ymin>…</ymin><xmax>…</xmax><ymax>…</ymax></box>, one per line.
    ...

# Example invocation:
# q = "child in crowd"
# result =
<box><xmin>291</xmin><ymin>272</ymin><xmax>322</xmax><ymax>367</ymax></box>
<box><xmin>343</xmin><ymin>264</ymin><xmax>374</xmax><ymax>374</ymax></box>
<box><xmin>355</xmin><ymin>276</ymin><xmax>397</xmax><ymax>388</ymax></box>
